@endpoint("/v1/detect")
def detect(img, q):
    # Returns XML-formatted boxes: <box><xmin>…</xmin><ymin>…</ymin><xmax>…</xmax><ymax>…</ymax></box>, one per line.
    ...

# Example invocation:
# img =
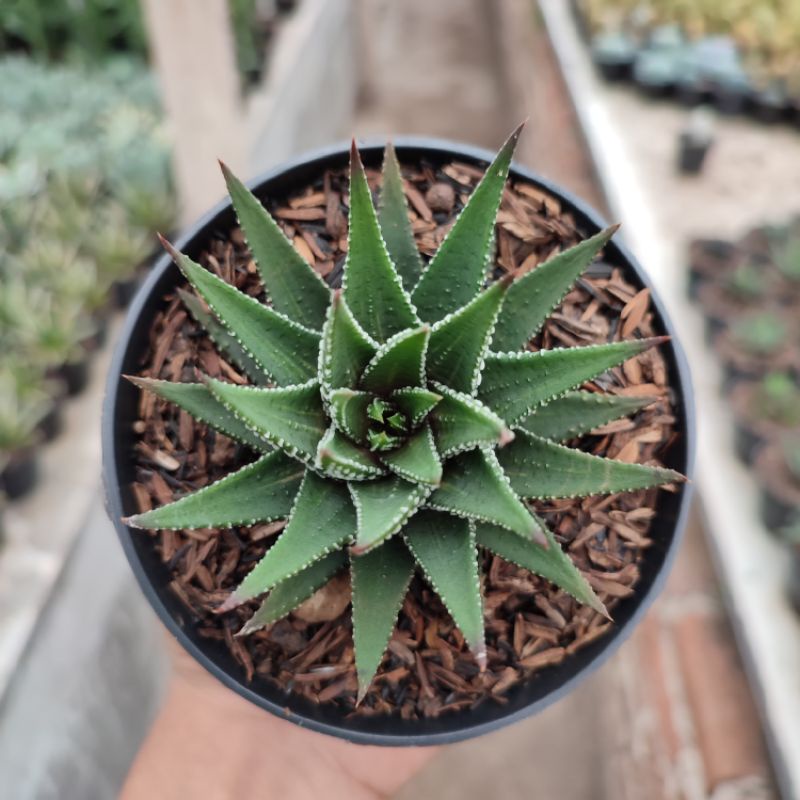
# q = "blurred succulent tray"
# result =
<box><xmin>574</xmin><ymin>2</ymin><xmax>800</xmax><ymax>127</ymax></box>
<box><xmin>538</xmin><ymin>1</ymin><xmax>800</xmax><ymax>797</ymax></box>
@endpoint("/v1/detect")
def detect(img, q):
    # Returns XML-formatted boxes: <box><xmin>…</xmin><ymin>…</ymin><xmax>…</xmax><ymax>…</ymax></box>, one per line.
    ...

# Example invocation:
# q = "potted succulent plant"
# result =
<box><xmin>104</xmin><ymin>129</ymin><xmax>694</xmax><ymax>744</ymax></box>
<box><xmin>0</xmin><ymin>367</ymin><xmax>51</xmax><ymax>500</ymax></box>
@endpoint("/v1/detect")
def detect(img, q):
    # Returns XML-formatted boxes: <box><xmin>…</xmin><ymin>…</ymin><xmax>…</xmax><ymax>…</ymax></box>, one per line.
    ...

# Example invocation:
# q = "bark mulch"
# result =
<box><xmin>128</xmin><ymin>158</ymin><xmax>680</xmax><ymax>720</ymax></box>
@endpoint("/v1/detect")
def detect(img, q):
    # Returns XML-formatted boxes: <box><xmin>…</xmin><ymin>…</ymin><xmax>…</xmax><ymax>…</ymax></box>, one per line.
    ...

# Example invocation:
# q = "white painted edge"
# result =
<box><xmin>537</xmin><ymin>2</ymin><xmax>800</xmax><ymax>797</ymax></box>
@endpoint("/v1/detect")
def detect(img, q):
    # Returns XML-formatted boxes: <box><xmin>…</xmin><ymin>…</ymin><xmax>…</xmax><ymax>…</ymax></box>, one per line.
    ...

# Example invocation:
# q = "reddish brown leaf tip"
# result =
<box><xmin>474</xmin><ymin>642</ymin><xmax>488</xmax><ymax>672</ymax></box>
<box><xmin>531</xmin><ymin>526</ymin><xmax>550</xmax><ymax>549</ymax></box>
<box><xmin>596</xmin><ymin>600</ymin><xmax>613</xmax><ymax>622</ymax></box>
<box><xmin>498</xmin><ymin>428</ymin><xmax>515</xmax><ymax>447</ymax></box>
<box><xmin>350</xmin><ymin>139</ymin><xmax>364</xmax><ymax>173</ymax></box>
<box><xmin>216</xmin><ymin>593</ymin><xmax>242</xmax><ymax>614</ymax></box>
<box><xmin>236</xmin><ymin>619</ymin><xmax>261</xmax><ymax>637</ymax></box>
<box><xmin>511</xmin><ymin>119</ymin><xmax>527</xmax><ymax>138</ymax></box>
<box><xmin>157</xmin><ymin>233</ymin><xmax>179</xmax><ymax>261</ymax></box>
<box><xmin>356</xmin><ymin>684</ymin><xmax>370</xmax><ymax>706</ymax></box>
<box><xmin>651</xmin><ymin>335</ymin><xmax>672</xmax><ymax>344</ymax></box>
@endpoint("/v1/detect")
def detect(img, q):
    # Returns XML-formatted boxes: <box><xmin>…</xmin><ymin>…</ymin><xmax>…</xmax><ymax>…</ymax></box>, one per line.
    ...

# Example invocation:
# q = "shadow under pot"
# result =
<box><xmin>713</xmin><ymin>312</ymin><xmax>799</xmax><ymax>389</ymax></box>
<box><xmin>730</xmin><ymin>376</ymin><xmax>800</xmax><ymax>465</ymax></box>
<box><xmin>0</xmin><ymin>448</ymin><xmax>40</xmax><ymax>500</ymax></box>
<box><xmin>754</xmin><ymin>442</ymin><xmax>800</xmax><ymax>533</ymax></box>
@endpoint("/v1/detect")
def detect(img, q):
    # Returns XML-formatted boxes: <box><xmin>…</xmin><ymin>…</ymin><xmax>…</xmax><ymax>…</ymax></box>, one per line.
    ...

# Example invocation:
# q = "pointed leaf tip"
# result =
<box><xmin>350</xmin><ymin>138</ymin><xmax>363</xmax><ymax>170</ymax></box>
<box><xmin>216</xmin><ymin>592</ymin><xmax>243</xmax><ymax>614</ymax></box>
<box><xmin>499</xmin><ymin>428</ymin><xmax>515</xmax><ymax>447</ymax></box>
<box><xmin>509</xmin><ymin>120</ymin><xmax>526</xmax><ymax>142</ymax></box>
<box><xmin>157</xmin><ymin>232</ymin><xmax>176</xmax><ymax>258</ymax></box>
<box><xmin>475</xmin><ymin>641</ymin><xmax>488</xmax><ymax>672</ymax></box>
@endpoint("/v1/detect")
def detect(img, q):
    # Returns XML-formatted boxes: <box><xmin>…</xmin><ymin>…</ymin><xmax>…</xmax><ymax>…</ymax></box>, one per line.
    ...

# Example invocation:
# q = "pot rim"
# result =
<box><xmin>103</xmin><ymin>136</ymin><xmax>696</xmax><ymax>746</ymax></box>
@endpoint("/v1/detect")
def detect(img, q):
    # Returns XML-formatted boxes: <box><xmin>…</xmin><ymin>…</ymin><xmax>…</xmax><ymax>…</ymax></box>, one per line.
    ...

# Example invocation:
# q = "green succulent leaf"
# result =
<box><xmin>360</xmin><ymin>325</ymin><xmax>430</xmax><ymax>393</ymax></box>
<box><xmin>349</xmin><ymin>476</ymin><xmax>432</xmax><ymax>554</ymax></box>
<box><xmin>328</xmin><ymin>388</ymin><xmax>373</xmax><ymax>443</ymax></box>
<box><xmin>520</xmin><ymin>391</ymin><xmax>654</xmax><ymax>442</ymax></box>
<box><xmin>498</xmin><ymin>430</ymin><xmax>683</xmax><ymax>499</ymax></box>
<box><xmin>207</xmin><ymin>378</ymin><xmax>326</xmax><ymax>463</ymax></box>
<box><xmin>404</xmin><ymin>512</ymin><xmax>485</xmax><ymax>666</ymax></box>
<box><xmin>126</xmin><ymin>377</ymin><xmax>269</xmax><ymax>452</ymax></box>
<box><xmin>178</xmin><ymin>289</ymin><xmax>265</xmax><ymax>384</ymax></box>
<box><xmin>351</xmin><ymin>538</ymin><xmax>416</xmax><ymax>702</ymax></box>
<box><xmin>492</xmin><ymin>225</ymin><xmax>619</xmax><ymax>352</ymax></box>
<box><xmin>426</xmin><ymin>275</ymin><xmax>511</xmax><ymax>393</ymax></box>
<box><xmin>390</xmin><ymin>387</ymin><xmax>442</xmax><ymax>427</ymax></box>
<box><xmin>411</xmin><ymin>123</ymin><xmax>523</xmax><ymax>322</ymax></box>
<box><xmin>319</xmin><ymin>291</ymin><xmax>378</xmax><ymax>395</ymax></box>
<box><xmin>343</xmin><ymin>142</ymin><xmax>420</xmax><ymax>342</ymax></box>
<box><xmin>124</xmin><ymin>451</ymin><xmax>303</xmax><ymax>530</ymax></box>
<box><xmin>221</xmin><ymin>471</ymin><xmax>355</xmax><ymax>609</ymax></box>
<box><xmin>162</xmin><ymin>240</ymin><xmax>320</xmax><ymax>386</ymax></box>
<box><xmin>220</xmin><ymin>162</ymin><xmax>330</xmax><ymax>331</ymax></box>
<box><xmin>367</xmin><ymin>430</ymin><xmax>402</xmax><ymax>451</ymax></box>
<box><xmin>240</xmin><ymin>551</ymin><xmax>348</xmax><ymax>635</ymax></box>
<box><xmin>427</xmin><ymin>448</ymin><xmax>539</xmax><ymax>540</ymax></box>
<box><xmin>316</xmin><ymin>426</ymin><xmax>386</xmax><ymax>480</ymax></box>
<box><xmin>429</xmin><ymin>382</ymin><xmax>512</xmax><ymax>457</ymax></box>
<box><xmin>378</xmin><ymin>141</ymin><xmax>423</xmax><ymax>291</ymax></box>
<box><xmin>479</xmin><ymin>337</ymin><xmax>667</xmax><ymax>425</ymax></box>
<box><xmin>380</xmin><ymin>424</ymin><xmax>442</xmax><ymax>485</ymax></box>
<box><xmin>476</xmin><ymin>522</ymin><xmax>607</xmax><ymax>616</ymax></box>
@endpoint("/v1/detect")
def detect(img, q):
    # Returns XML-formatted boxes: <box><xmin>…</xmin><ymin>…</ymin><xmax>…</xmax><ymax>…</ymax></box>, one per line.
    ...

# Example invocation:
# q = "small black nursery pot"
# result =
<box><xmin>103</xmin><ymin>138</ymin><xmax>695</xmax><ymax>746</ymax></box>
<box><xmin>0</xmin><ymin>449</ymin><xmax>39</xmax><ymax>501</ymax></box>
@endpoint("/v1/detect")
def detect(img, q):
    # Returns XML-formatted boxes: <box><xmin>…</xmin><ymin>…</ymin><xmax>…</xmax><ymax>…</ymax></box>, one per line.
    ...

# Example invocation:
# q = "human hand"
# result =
<box><xmin>120</xmin><ymin>635</ymin><xmax>438</xmax><ymax>800</ymax></box>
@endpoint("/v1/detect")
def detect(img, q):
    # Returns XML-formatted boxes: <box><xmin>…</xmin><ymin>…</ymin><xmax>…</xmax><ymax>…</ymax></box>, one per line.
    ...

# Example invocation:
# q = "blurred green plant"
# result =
<box><xmin>0</xmin><ymin>55</ymin><xmax>177</xmax><ymax>466</ymax></box>
<box><xmin>725</xmin><ymin>261</ymin><xmax>768</xmax><ymax>301</ymax></box>
<box><xmin>580</xmin><ymin>0</ymin><xmax>800</xmax><ymax>95</ymax></box>
<box><xmin>0</xmin><ymin>368</ymin><xmax>51</xmax><ymax>454</ymax></box>
<box><xmin>0</xmin><ymin>0</ymin><xmax>146</xmax><ymax>64</ymax></box>
<box><xmin>752</xmin><ymin>372</ymin><xmax>800</xmax><ymax>427</ymax></box>
<box><xmin>730</xmin><ymin>313</ymin><xmax>789</xmax><ymax>355</ymax></box>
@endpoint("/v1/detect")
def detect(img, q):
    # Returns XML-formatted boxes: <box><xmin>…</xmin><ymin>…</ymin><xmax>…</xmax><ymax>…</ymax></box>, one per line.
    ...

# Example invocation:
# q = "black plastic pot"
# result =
<box><xmin>103</xmin><ymin>138</ymin><xmax>696</xmax><ymax>746</ymax></box>
<box><xmin>789</xmin><ymin>546</ymin><xmax>800</xmax><ymax>614</ymax></box>
<box><xmin>1</xmin><ymin>449</ymin><xmax>39</xmax><ymax>500</ymax></box>
<box><xmin>37</xmin><ymin>403</ymin><xmax>63</xmax><ymax>443</ymax></box>
<box><xmin>760</xmin><ymin>488</ymin><xmax>797</xmax><ymax>533</ymax></box>
<box><xmin>58</xmin><ymin>358</ymin><xmax>90</xmax><ymax>397</ymax></box>
<box><xmin>112</xmin><ymin>276</ymin><xmax>141</xmax><ymax>309</ymax></box>
<box><xmin>677</xmin><ymin>133</ymin><xmax>710</xmax><ymax>175</ymax></box>
<box><xmin>733</xmin><ymin>420</ymin><xmax>763</xmax><ymax>465</ymax></box>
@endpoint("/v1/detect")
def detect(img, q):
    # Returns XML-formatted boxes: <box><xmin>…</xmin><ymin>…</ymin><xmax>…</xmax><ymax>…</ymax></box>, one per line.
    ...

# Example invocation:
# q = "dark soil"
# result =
<box><xmin>128</xmin><ymin>158</ymin><xmax>680</xmax><ymax>719</ymax></box>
